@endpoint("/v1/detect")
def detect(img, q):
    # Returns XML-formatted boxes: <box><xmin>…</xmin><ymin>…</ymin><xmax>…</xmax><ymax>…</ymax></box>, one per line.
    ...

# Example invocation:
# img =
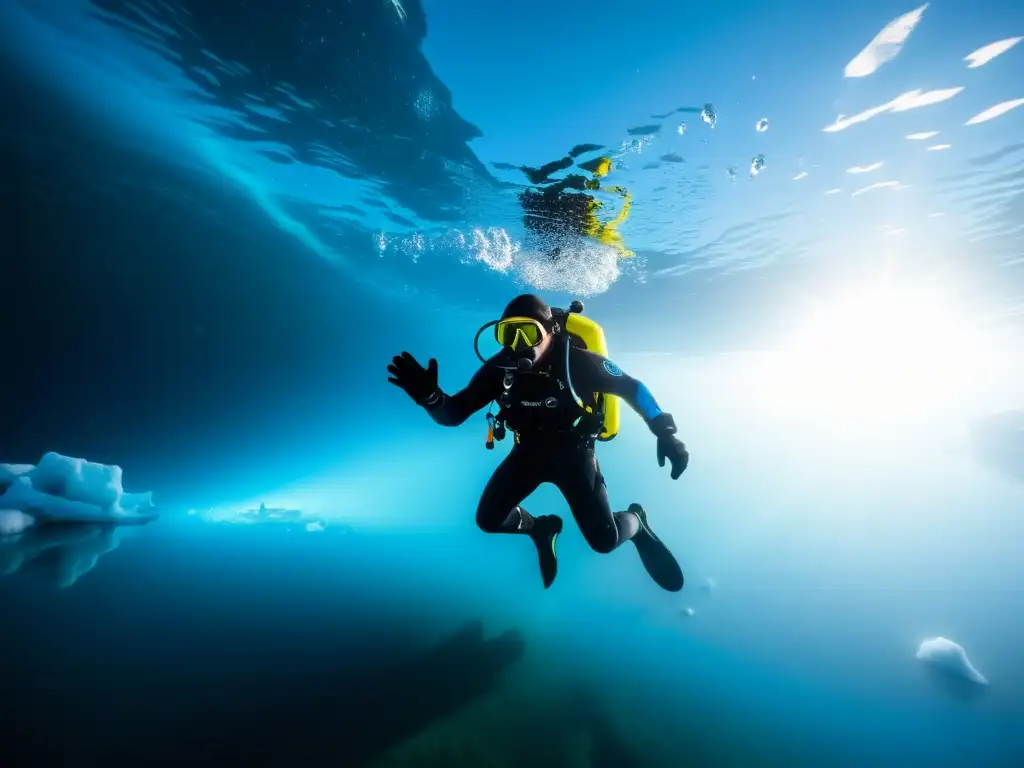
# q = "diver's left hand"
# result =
<box><xmin>657</xmin><ymin>434</ymin><xmax>689</xmax><ymax>480</ymax></box>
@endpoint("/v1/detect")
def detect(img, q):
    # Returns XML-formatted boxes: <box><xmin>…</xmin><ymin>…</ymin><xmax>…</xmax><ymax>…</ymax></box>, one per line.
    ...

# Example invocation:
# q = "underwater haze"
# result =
<box><xmin>2</xmin><ymin>0</ymin><xmax>1024</xmax><ymax>765</ymax></box>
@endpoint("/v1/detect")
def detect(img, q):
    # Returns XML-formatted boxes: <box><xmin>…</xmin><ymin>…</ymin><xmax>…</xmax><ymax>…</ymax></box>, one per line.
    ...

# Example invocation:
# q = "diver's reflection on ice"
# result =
<box><xmin>0</xmin><ymin>522</ymin><xmax>145</xmax><ymax>589</ymax></box>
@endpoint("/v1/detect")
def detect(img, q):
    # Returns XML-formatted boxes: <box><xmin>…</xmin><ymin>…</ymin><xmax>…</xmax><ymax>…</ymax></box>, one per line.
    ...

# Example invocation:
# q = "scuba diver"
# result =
<box><xmin>518</xmin><ymin>148</ymin><xmax>634</xmax><ymax>260</ymax></box>
<box><xmin>386</xmin><ymin>294</ymin><xmax>688</xmax><ymax>591</ymax></box>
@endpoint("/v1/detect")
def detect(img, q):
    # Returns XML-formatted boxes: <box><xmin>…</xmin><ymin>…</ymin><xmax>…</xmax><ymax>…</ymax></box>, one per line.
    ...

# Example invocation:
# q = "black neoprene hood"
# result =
<box><xmin>500</xmin><ymin>294</ymin><xmax>553</xmax><ymax>326</ymax></box>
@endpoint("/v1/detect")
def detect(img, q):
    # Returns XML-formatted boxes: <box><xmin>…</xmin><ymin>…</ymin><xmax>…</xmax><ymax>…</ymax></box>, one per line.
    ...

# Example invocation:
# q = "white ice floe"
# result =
<box><xmin>0</xmin><ymin>510</ymin><xmax>35</xmax><ymax>537</ymax></box>
<box><xmin>917</xmin><ymin>637</ymin><xmax>988</xmax><ymax>685</ymax></box>
<box><xmin>824</xmin><ymin>87</ymin><xmax>963</xmax><ymax>132</ymax></box>
<box><xmin>845</xmin><ymin>4</ymin><xmax>930</xmax><ymax>78</ymax></box>
<box><xmin>965</xmin><ymin>98</ymin><xmax>1024</xmax><ymax>126</ymax></box>
<box><xmin>907</xmin><ymin>131</ymin><xmax>939</xmax><ymax>140</ymax></box>
<box><xmin>0</xmin><ymin>452</ymin><xmax>156</xmax><ymax>533</ymax></box>
<box><xmin>852</xmin><ymin>180</ymin><xmax>900</xmax><ymax>197</ymax></box>
<box><xmin>964</xmin><ymin>37</ymin><xmax>1022</xmax><ymax>68</ymax></box>
<box><xmin>187</xmin><ymin>502</ymin><xmax>347</xmax><ymax>534</ymax></box>
<box><xmin>847</xmin><ymin>162</ymin><xmax>884</xmax><ymax>174</ymax></box>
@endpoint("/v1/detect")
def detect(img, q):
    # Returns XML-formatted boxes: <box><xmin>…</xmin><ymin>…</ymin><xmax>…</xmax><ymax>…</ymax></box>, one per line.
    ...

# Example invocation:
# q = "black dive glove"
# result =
<box><xmin>650</xmin><ymin>413</ymin><xmax>689</xmax><ymax>480</ymax></box>
<box><xmin>387</xmin><ymin>351</ymin><xmax>441</xmax><ymax>406</ymax></box>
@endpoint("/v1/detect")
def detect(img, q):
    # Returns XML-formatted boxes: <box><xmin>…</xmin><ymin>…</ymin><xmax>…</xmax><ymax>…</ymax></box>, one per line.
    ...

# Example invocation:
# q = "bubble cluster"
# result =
<box><xmin>517</xmin><ymin>241</ymin><xmax>624</xmax><ymax>297</ymax></box>
<box><xmin>372</xmin><ymin>227</ymin><xmax>624</xmax><ymax>296</ymax></box>
<box><xmin>755</xmin><ymin>117</ymin><xmax>769</xmax><ymax>133</ymax></box>
<box><xmin>620</xmin><ymin>135</ymin><xmax>655</xmax><ymax>155</ymax></box>
<box><xmin>701</xmin><ymin>103</ymin><xmax>717</xmax><ymax>128</ymax></box>
<box><xmin>413</xmin><ymin>88</ymin><xmax>439</xmax><ymax>121</ymax></box>
<box><xmin>749</xmin><ymin>154</ymin><xmax>767</xmax><ymax>179</ymax></box>
<box><xmin>677</xmin><ymin>122</ymin><xmax>688</xmax><ymax>136</ymax></box>
<box><xmin>466</xmin><ymin>228</ymin><xmax>519</xmax><ymax>272</ymax></box>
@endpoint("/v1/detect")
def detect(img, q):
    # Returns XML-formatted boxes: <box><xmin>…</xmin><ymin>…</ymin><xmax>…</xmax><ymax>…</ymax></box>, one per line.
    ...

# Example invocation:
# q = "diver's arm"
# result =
<box><xmin>570</xmin><ymin>349</ymin><xmax>678</xmax><ymax>436</ymax></box>
<box><xmin>422</xmin><ymin>364</ymin><xmax>502</xmax><ymax>427</ymax></box>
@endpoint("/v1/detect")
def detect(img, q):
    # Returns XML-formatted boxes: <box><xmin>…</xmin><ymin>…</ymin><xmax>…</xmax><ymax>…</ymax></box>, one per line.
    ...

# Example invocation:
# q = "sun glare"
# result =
<box><xmin>754</xmin><ymin>282</ymin><xmax>999</xmax><ymax>428</ymax></box>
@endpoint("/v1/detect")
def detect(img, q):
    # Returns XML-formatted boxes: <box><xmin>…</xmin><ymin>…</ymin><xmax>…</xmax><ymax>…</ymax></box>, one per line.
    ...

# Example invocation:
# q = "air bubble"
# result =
<box><xmin>749</xmin><ymin>153</ymin><xmax>767</xmax><ymax>179</ymax></box>
<box><xmin>701</xmin><ymin>103</ymin><xmax>717</xmax><ymax>129</ymax></box>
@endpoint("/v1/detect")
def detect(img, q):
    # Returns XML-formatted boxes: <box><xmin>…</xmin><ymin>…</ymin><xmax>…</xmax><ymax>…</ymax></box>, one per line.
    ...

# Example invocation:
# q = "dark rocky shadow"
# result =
<box><xmin>186</xmin><ymin>618</ymin><xmax>526</xmax><ymax>767</ymax></box>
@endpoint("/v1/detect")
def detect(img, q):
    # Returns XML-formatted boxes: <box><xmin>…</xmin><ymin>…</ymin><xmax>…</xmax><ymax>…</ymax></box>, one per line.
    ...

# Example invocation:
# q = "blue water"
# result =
<box><xmin>2</xmin><ymin>0</ymin><xmax>1023</xmax><ymax>765</ymax></box>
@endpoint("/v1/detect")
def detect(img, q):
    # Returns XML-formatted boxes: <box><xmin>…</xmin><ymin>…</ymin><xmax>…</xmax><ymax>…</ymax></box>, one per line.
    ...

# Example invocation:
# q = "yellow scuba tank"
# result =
<box><xmin>563</xmin><ymin>310</ymin><xmax>620</xmax><ymax>442</ymax></box>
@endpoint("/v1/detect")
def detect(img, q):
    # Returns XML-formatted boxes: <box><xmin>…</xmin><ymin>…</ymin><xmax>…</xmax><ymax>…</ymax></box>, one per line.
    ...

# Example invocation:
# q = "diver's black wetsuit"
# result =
<box><xmin>424</xmin><ymin>336</ymin><xmax>672</xmax><ymax>553</ymax></box>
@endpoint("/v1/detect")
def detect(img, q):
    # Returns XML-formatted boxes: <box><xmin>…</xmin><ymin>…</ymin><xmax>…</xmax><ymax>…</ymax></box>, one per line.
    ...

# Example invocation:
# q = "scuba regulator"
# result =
<box><xmin>475</xmin><ymin>300</ymin><xmax>586</xmax><ymax>450</ymax></box>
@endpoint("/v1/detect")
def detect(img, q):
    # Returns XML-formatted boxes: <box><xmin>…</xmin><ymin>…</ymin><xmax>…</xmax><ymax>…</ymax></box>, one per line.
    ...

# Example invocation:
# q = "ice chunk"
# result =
<box><xmin>845</xmin><ymin>4</ymin><xmax>929</xmax><ymax>78</ymax></box>
<box><xmin>0</xmin><ymin>452</ymin><xmax>156</xmax><ymax>530</ymax></box>
<box><xmin>792</xmin><ymin>172</ymin><xmax>809</xmax><ymax>181</ymax></box>
<box><xmin>906</xmin><ymin>131</ymin><xmax>938</xmax><ymax>140</ymax></box>
<box><xmin>0</xmin><ymin>509</ymin><xmax>35</xmax><ymax>536</ymax></box>
<box><xmin>964</xmin><ymin>37</ymin><xmax>1022</xmax><ymax>68</ymax></box>
<box><xmin>852</xmin><ymin>180</ymin><xmax>900</xmax><ymax>196</ymax></box>
<box><xmin>965</xmin><ymin>98</ymin><xmax>1024</xmax><ymax>126</ymax></box>
<box><xmin>823</xmin><ymin>87</ymin><xmax>962</xmax><ymax>132</ymax></box>
<box><xmin>917</xmin><ymin>637</ymin><xmax>988</xmax><ymax>685</ymax></box>
<box><xmin>680</xmin><ymin>607</ymin><xmax>696</xmax><ymax>617</ymax></box>
<box><xmin>889</xmin><ymin>87</ymin><xmax>963</xmax><ymax>113</ymax></box>
<box><xmin>34</xmin><ymin>452</ymin><xmax>122</xmax><ymax>508</ymax></box>
<box><xmin>188</xmin><ymin>502</ymin><xmax>344</xmax><ymax>534</ymax></box>
<box><xmin>927</xmin><ymin>144</ymin><xmax>951</xmax><ymax>151</ymax></box>
<box><xmin>0</xmin><ymin>464</ymin><xmax>34</xmax><ymax>484</ymax></box>
<box><xmin>848</xmin><ymin>162</ymin><xmax>884</xmax><ymax>174</ymax></box>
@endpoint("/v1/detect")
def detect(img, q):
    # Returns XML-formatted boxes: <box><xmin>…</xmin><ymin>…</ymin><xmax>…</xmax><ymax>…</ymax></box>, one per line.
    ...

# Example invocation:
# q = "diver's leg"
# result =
<box><xmin>555</xmin><ymin>447</ymin><xmax>684</xmax><ymax>592</ymax></box>
<box><xmin>552</xmin><ymin>446</ymin><xmax>637</xmax><ymax>554</ymax></box>
<box><xmin>476</xmin><ymin>446</ymin><xmax>563</xmax><ymax>588</ymax></box>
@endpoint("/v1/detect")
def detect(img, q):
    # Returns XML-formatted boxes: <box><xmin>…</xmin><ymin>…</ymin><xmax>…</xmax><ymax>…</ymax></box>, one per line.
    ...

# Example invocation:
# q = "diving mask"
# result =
<box><xmin>495</xmin><ymin>316</ymin><xmax>547</xmax><ymax>352</ymax></box>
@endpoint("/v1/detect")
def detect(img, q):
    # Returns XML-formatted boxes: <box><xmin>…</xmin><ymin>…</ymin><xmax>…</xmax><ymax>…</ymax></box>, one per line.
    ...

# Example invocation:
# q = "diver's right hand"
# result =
<box><xmin>387</xmin><ymin>351</ymin><xmax>440</xmax><ymax>405</ymax></box>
